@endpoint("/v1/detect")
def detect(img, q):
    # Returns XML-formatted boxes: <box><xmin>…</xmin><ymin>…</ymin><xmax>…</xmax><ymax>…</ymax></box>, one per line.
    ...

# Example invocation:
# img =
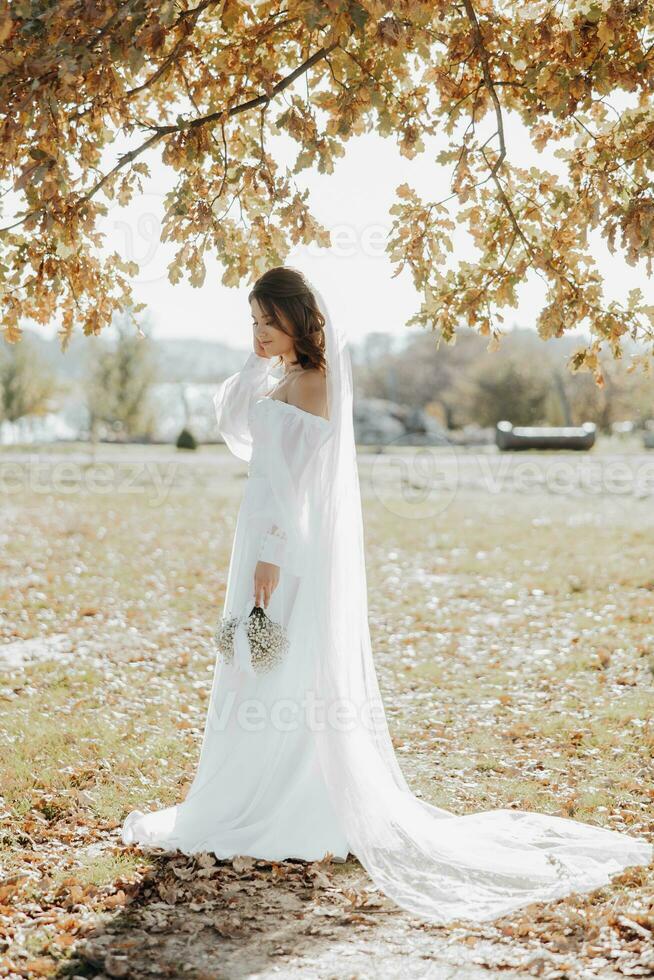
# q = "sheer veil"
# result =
<box><xmin>304</xmin><ymin>280</ymin><xmax>652</xmax><ymax>924</ymax></box>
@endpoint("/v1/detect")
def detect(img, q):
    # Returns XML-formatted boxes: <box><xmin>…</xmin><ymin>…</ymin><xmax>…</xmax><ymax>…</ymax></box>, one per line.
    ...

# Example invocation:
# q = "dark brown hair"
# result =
<box><xmin>248</xmin><ymin>266</ymin><xmax>326</xmax><ymax>373</ymax></box>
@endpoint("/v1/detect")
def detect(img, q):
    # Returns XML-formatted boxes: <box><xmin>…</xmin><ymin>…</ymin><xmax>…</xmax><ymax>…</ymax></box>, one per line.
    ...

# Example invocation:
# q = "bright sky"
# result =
<box><xmin>32</xmin><ymin>96</ymin><xmax>654</xmax><ymax>352</ymax></box>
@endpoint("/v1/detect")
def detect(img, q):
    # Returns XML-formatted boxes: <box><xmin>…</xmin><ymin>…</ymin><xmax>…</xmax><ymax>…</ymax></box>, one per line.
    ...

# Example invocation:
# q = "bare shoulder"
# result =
<box><xmin>288</xmin><ymin>368</ymin><xmax>328</xmax><ymax>420</ymax></box>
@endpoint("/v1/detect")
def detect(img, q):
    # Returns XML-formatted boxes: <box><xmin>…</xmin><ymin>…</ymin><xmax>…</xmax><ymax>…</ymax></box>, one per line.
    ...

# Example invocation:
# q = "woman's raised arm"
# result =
<box><xmin>213</xmin><ymin>346</ymin><xmax>273</xmax><ymax>461</ymax></box>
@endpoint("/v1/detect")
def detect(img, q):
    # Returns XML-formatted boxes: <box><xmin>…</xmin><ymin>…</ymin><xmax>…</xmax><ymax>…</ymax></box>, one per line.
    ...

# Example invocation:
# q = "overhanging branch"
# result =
<box><xmin>85</xmin><ymin>40</ymin><xmax>339</xmax><ymax>201</ymax></box>
<box><xmin>461</xmin><ymin>0</ymin><xmax>505</xmax><ymax>176</ymax></box>
<box><xmin>2</xmin><ymin>38</ymin><xmax>339</xmax><ymax>235</ymax></box>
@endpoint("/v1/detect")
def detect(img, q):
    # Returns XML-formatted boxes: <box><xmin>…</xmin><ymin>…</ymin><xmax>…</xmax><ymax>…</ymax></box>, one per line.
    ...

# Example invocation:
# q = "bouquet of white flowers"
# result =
<box><xmin>214</xmin><ymin>604</ymin><xmax>289</xmax><ymax>674</ymax></box>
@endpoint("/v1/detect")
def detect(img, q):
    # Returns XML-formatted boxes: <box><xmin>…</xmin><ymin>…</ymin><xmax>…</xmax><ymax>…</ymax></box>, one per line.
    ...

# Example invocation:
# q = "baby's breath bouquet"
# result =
<box><xmin>245</xmin><ymin>604</ymin><xmax>289</xmax><ymax>673</ymax></box>
<box><xmin>213</xmin><ymin>605</ymin><xmax>288</xmax><ymax>674</ymax></box>
<box><xmin>213</xmin><ymin>614</ymin><xmax>239</xmax><ymax>666</ymax></box>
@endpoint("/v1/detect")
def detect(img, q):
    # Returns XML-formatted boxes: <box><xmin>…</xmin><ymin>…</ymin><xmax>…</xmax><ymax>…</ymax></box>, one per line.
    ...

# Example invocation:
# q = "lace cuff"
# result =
<box><xmin>258</xmin><ymin>525</ymin><xmax>288</xmax><ymax>567</ymax></box>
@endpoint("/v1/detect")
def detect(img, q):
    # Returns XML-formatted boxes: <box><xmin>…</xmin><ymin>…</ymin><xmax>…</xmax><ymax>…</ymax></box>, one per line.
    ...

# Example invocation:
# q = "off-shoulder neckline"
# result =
<box><xmin>255</xmin><ymin>396</ymin><xmax>330</xmax><ymax>427</ymax></box>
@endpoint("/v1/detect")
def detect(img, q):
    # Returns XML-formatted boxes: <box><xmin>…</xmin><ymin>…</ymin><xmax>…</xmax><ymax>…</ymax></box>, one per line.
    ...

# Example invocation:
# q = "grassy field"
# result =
<box><xmin>0</xmin><ymin>442</ymin><xmax>653</xmax><ymax>979</ymax></box>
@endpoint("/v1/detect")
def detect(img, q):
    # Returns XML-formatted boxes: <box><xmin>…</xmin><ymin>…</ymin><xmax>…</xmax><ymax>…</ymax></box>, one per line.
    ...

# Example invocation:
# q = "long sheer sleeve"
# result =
<box><xmin>213</xmin><ymin>351</ymin><xmax>274</xmax><ymax>461</ymax></box>
<box><xmin>254</xmin><ymin>401</ymin><xmax>331</xmax><ymax>579</ymax></box>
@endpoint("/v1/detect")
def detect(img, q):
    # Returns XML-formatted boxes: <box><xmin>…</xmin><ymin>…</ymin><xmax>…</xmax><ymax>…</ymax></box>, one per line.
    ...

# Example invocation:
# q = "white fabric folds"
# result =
<box><xmin>306</xmin><ymin>285</ymin><xmax>652</xmax><ymax>923</ymax></box>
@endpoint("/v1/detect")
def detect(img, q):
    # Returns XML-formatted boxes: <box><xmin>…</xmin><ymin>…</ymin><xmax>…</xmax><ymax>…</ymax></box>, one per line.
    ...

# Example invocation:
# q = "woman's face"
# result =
<box><xmin>250</xmin><ymin>297</ymin><xmax>295</xmax><ymax>359</ymax></box>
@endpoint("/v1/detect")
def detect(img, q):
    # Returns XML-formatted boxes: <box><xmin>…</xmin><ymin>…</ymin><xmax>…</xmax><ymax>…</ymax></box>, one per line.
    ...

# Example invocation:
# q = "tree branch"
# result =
<box><xmin>85</xmin><ymin>40</ymin><xmax>338</xmax><ymax>201</ymax></box>
<box><xmin>68</xmin><ymin>0</ymin><xmax>224</xmax><ymax>123</ymax></box>
<box><xmin>461</xmin><ymin>0</ymin><xmax>505</xmax><ymax>176</ymax></box>
<box><xmin>1</xmin><ymin>39</ymin><xmax>340</xmax><ymax>235</ymax></box>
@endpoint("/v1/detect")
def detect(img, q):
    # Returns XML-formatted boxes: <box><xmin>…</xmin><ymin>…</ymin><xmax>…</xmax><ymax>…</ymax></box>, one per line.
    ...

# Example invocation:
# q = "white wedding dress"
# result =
<box><xmin>123</xmin><ymin>353</ymin><xmax>349</xmax><ymax>860</ymax></box>
<box><xmin>123</xmin><ymin>288</ymin><xmax>652</xmax><ymax>925</ymax></box>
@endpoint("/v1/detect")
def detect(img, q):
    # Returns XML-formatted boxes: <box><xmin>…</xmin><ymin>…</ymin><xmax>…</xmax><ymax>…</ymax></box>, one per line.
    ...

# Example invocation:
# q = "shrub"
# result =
<box><xmin>176</xmin><ymin>427</ymin><xmax>197</xmax><ymax>451</ymax></box>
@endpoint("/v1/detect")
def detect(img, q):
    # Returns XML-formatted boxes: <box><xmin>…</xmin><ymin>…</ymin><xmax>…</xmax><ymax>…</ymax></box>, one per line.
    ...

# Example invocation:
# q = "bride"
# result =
<box><xmin>123</xmin><ymin>266</ymin><xmax>652</xmax><ymax>924</ymax></box>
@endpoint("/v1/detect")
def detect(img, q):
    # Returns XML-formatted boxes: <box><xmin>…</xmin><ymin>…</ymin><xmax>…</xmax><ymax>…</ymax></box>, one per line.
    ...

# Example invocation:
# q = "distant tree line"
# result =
<box><xmin>0</xmin><ymin>340</ymin><xmax>57</xmax><ymax>437</ymax></box>
<box><xmin>85</xmin><ymin>315</ymin><xmax>158</xmax><ymax>442</ymax></box>
<box><xmin>0</xmin><ymin>313</ymin><xmax>159</xmax><ymax>443</ymax></box>
<box><xmin>354</xmin><ymin>329</ymin><xmax>654</xmax><ymax>432</ymax></box>
<box><xmin>1</xmin><ymin>321</ymin><xmax>652</xmax><ymax>443</ymax></box>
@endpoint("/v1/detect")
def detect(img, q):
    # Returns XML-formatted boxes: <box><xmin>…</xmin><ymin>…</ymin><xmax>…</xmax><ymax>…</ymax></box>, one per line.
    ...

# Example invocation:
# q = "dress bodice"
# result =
<box><xmin>247</xmin><ymin>396</ymin><xmax>330</xmax><ymax>478</ymax></box>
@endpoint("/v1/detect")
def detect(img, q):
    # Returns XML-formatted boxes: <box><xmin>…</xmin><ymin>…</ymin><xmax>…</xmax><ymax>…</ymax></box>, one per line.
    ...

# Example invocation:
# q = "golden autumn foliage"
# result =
<box><xmin>2</xmin><ymin>0</ymin><xmax>654</xmax><ymax>380</ymax></box>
